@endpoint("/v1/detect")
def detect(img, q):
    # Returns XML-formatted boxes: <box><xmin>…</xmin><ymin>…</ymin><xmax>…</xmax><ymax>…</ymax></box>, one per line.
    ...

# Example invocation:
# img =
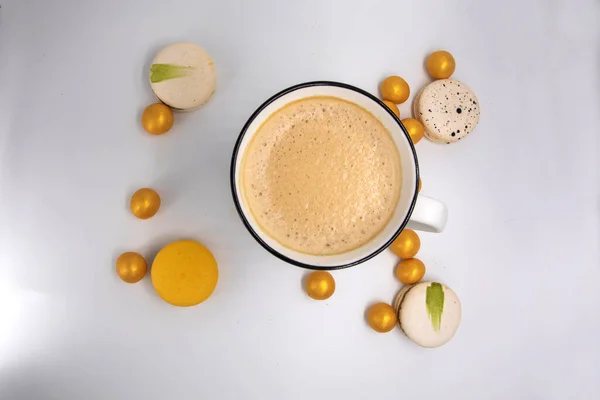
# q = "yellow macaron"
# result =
<box><xmin>151</xmin><ymin>240</ymin><xmax>218</xmax><ymax>307</ymax></box>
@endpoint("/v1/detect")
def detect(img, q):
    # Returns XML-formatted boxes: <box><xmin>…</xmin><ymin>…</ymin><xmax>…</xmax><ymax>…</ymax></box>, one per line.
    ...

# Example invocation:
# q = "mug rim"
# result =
<box><xmin>230</xmin><ymin>81</ymin><xmax>420</xmax><ymax>270</ymax></box>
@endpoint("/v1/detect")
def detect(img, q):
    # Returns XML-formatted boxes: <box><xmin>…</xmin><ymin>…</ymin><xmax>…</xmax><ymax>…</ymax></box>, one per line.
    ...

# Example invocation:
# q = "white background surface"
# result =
<box><xmin>1</xmin><ymin>0</ymin><xmax>599</xmax><ymax>399</ymax></box>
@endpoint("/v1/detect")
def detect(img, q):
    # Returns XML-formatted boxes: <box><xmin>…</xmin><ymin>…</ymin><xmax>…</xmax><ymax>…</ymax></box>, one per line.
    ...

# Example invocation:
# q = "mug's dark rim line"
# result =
<box><xmin>230</xmin><ymin>81</ymin><xmax>420</xmax><ymax>270</ymax></box>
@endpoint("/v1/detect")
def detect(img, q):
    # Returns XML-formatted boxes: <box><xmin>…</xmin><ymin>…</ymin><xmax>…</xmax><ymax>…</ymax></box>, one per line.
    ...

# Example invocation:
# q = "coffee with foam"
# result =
<box><xmin>242</xmin><ymin>96</ymin><xmax>401</xmax><ymax>255</ymax></box>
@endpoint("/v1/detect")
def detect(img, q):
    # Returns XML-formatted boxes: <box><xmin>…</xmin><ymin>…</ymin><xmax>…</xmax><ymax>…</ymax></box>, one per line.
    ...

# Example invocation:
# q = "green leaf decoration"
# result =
<box><xmin>426</xmin><ymin>283</ymin><xmax>444</xmax><ymax>332</ymax></box>
<box><xmin>150</xmin><ymin>64</ymin><xmax>193</xmax><ymax>83</ymax></box>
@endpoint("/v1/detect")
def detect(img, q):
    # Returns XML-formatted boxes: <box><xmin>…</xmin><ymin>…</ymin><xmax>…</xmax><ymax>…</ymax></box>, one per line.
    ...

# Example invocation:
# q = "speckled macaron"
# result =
<box><xmin>394</xmin><ymin>281</ymin><xmax>461</xmax><ymax>348</ymax></box>
<box><xmin>413</xmin><ymin>79</ymin><xmax>479</xmax><ymax>144</ymax></box>
<box><xmin>149</xmin><ymin>42</ymin><xmax>217</xmax><ymax>111</ymax></box>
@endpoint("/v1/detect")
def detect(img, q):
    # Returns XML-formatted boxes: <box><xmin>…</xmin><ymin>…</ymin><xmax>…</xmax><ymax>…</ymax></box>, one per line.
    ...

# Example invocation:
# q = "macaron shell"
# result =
<box><xmin>413</xmin><ymin>88</ymin><xmax>444</xmax><ymax>143</ymax></box>
<box><xmin>149</xmin><ymin>42</ymin><xmax>217</xmax><ymax>111</ymax></box>
<box><xmin>398</xmin><ymin>281</ymin><xmax>462</xmax><ymax>348</ymax></box>
<box><xmin>415</xmin><ymin>79</ymin><xmax>480</xmax><ymax>144</ymax></box>
<box><xmin>393</xmin><ymin>284</ymin><xmax>414</xmax><ymax>316</ymax></box>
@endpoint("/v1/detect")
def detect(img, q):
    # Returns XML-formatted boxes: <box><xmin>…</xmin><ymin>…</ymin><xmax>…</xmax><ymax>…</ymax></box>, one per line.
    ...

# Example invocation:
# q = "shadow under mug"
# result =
<box><xmin>231</xmin><ymin>81</ymin><xmax>448</xmax><ymax>270</ymax></box>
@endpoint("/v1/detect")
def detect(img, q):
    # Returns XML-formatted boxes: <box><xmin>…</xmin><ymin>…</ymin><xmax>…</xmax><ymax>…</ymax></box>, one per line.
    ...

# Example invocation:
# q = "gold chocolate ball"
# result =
<box><xmin>381</xmin><ymin>76</ymin><xmax>410</xmax><ymax>104</ymax></box>
<box><xmin>395</xmin><ymin>258</ymin><xmax>426</xmax><ymax>285</ymax></box>
<box><xmin>426</xmin><ymin>50</ymin><xmax>456</xmax><ymax>79</ymax></box>
<box><xmin>142</xmin><ymin>103</ymin><xmax>174</xmax><ymax>135</ymax></box>
<box><xmin>402</xmin><ymin>118</ymin><xmax>425</xmax><ymax>144</ymax></box>
<box><xmin>367</xmin><ymin>303</ymin><xmax>397</xmax><ymax>333</ymax></box>
<box><xmin>418</xmin><ymin>178</ymin><xmax>422</xmax><ymax>192</ymax></box>
<box><xmin>389</xmin><ymin>229</ymin><xmax>420</xmax><ymax>259</ymax></box>
<box><xmin>116</xmin><ymin>252</ymin><xmax>147</xmax><ymax>283</ymax></box>
<box><xmin>382</xmin><ymin>100</ymin><xmax>400</xmax><ymax>118</ymax></box>
<box><xmin>305</xmin><ymin>271</ymin><xmax>335</xmax><ymax>300</ymax></box>
<box><xmin>130</xmin><ymin>188</ymin><xmax>161</xmax><ymax>219</ymax></box>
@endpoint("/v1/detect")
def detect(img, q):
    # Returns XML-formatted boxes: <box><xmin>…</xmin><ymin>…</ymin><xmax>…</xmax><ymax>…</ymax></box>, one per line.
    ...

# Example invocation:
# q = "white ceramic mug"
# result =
<box><xmin>231</xmin><ymin>82</ymin><xmax>447</xmax><ymax>269</ymax></box>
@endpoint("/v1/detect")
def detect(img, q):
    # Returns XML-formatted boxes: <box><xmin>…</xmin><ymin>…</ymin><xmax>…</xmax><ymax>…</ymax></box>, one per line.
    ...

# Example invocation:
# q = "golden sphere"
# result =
<box><xmin>130</xmin><ymin>188</ymin><xmax>161</xmax><ymax>219</ymax></box>
<box><xmin>382</xmin><ymin>100</ymin><xmax>400</xmax><ymax>118</ymax></box>
<box><xmin>142</xmin><ymin>103</ymin><xmax>174</xmax><ymax>135</ymax></box>
<box><xmin>367</xmin><ymin>303</ymin><xmax>397</xmax><ymax>333</ymax></box>
<box><xmin>395</xmin><ymin>258</ymin><xmax>426</xmax><ymax>284</ymax></box>
<box><xmin>381</xmin><ymin>76</ymin><xmax>410</xmax><ymax>104</ymax></box>
<box><xmin>426</xmin><ymin>50</ymin><xmax>456</xmax><ymax>80</ymax></box>
<box><xmin>418</xmin><ymin>178</ymin><xmax>422</xmax><ymax>192</ymax></box>
<box><xmin>116</xmin><ymin>252</ymin><xmax>147</xmax><ymax>283</ymax></box>
<box><xmin>401</xmin><ymin>118</ymin><xmax>425</xmax><ymax>144</ymax></box>
<box><xmin>305</xmin><ymin>271</ymin><xmax>335</xmax><ymax>300</ymax></box>
<box><xmin>389</xmin><ymin>229</ymin><xmax>420</xmax><ymax>259</ymax></box>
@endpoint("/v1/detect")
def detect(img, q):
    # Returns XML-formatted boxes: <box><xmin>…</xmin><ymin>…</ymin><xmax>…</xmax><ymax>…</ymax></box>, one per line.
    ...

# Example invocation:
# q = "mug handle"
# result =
<box><xmin>406</xmin><ymin>195</ymin><xmax>448</xmax><ymax>233</ymax></box>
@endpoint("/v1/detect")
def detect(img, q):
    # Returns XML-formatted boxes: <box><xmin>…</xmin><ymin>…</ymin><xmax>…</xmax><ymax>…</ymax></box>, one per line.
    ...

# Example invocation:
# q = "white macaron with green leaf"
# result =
<box><xmin>394</xmin><ymin>281</ymin><xmax>462</xmax><ymax>348</ymax></box>
<box><xmin>149</xmin><ymin>42</ymin><xmax>216</xmax><ymax>111</ymax></box>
